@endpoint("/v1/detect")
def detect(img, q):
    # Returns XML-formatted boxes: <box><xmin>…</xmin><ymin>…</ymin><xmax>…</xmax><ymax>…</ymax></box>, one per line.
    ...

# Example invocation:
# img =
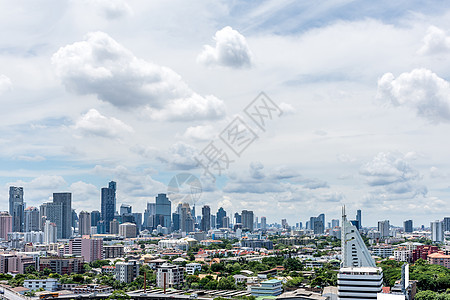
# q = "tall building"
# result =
<box><xmin>44</xmin><ymin>220</ymin><xmax>57</xmax><ymax>244</ymax></box>
<box><xmin>172</xmin><ymin>213</ymin><xmax>180</xmax><ymax>231</ymax></box>
<box><xmin>216</xmin><ymin>207</ymin><xmax>226</xmax><ymax>229</ymax></box>
<box><xmin>261</xmin><ymin>216</ymin><xmax>267</xmax><ymax>230</ymax></box>
<box><xmin>234</xmin><ymin>213</ymin><xmax>241</xmax><ymax>224</ymax></box>
<box><xmin>242</xmin><ymin>210</ymin><xmax>254</xmax><ymax>232</ymax></box>
<box><xmin>331</xmin><ymin>219</ymin><xmax>340</xmax><ymax>228</ymax></box>
<box><xmin>119</xmin><ymin>223</ymin><xmax>137</xmax><ymax>238</ymax></box>
<box><xmin>91</xmin><ymin>210</ymin><xmax>101</xmax><ymax>228</ymax></box>
<box><xmin>180</xmin><ymin>203</ymin><xmax>194</xmax><ymax>233</ymax></box>
<box><xmin>115</xmin><ymin>261</ymin><xmax>139</xmax><ymax>283</ymax></box>
<box><xmin>356</xmin><ymin>209</ymin><xmax>361</xmax><ymax>229</ymax></box>
<box><xmin>79</xmin><ymin>211</ymin><xmax>91</xmax><ymax>236</ymax></box>
<box><xmin>201</xmin><ymin>205</ymin><xmax>211</xmax><ymax>232</ymax></box>
<box><xmin>72</xmin><ymin>209</ymin><xmax>78</xmax><ymax>230</ymax></box>
<box><xmin>9</xmin><ymin>186</ymin><xmax>24</xmax><ymax>232</ymax></box>
<box><xmin>101</xmin><ymin>181</ymin><xmax>116</xmax><ymax>233</ymax></box>
<box><xmin>120</xmin><ymin>204</ymin><xmax>132</xmax><ymax>215</ymax></box>
<box><xmin>338</xmin><ymin>207</ymin><xmax>383</xmax><ymax>299</ymax></box>
<box><xmin>313</xmin><ymin>220</ymin><xmax>324</xmax><ymax>234</ymax></box>
<box><xmin>222</xmin><ymin>216</ymin><xmax>230</xmax><ymax>229</ymax></box>
<box><xmin>132</xmin><ymin>213</ymin><xmax>142</xmax><ymax>231</ymax></box>
<box><xmin>143</xmin><ymin>202</ymin><xmax>156</xmax><ymax>229</ymax></box>
<box><xmin>53</xmin><ymin>193</ymin><xmax>72</xmax><ymax>239</ymax></box>
<box><xmin>378</xmin><ymin>220</ymin><xmax>390</xmax><ymax>238</ymax></box>
<box><xmin>110</xmin><ymin>219</ymin><xmax>120</xmax><ymax>235</ymax></box>
<box><xmin>155</xmin><ymin>194</ymin><xmax>171</xmax><ymax>228</ymax></box>
<box><xmin>68</xmin><ymin>236</ymin><xmax>103</xmax><ymax>262</ymax></box>
<box><xmin>404</xmin><ymin>220</ymin><xmax>413</xmax><ymax>233</ymax></box>
<box><xmin>24</xmin><ymin>207</ymin><xmax>40</xmax><ymax>232</ymax></box>
<box><xmin>431</xmin><ymin>220</ymin><xmax>444</xmax><ymax>243</ymax></box>
<box><xmin>444</xmin><ymin>217</ymin><xmax>450</xmax><ymax>232</ymax></box>
<box><xmin>0</xmin><ymin>212</ymin><xmax>12</xmax><ymax>240</ymax></box>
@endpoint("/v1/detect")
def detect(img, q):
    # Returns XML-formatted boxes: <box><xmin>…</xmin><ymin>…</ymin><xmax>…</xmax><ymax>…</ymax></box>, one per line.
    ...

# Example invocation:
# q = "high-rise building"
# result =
<box><xmin>222</xmin><ymin>216</ymin><xmax>230</xmax><ymax>229</ymax></box>
<box><xmin>119</xmin><ymin>222</ymin><xmax>137</xmax><ymax>238</ymax></box>
<box><xmin>356</xmin><ymin>209</ymin><xmax>361</xmax><ymax>229</ymax></box>
<box><xmin>0</xmin><ymin>212</ymin><xmax>12</xmax><ymax>240</ymax></box>
<box><xmin>210</xmin><ymin>215</ymin><xmax>216</xmax><ymax>230</ymax></box>
<box><xmin>79</xmin><ymin>211</ymin><xmax>91</xmax><ymax>236</ymax></box>
<box><xmin>9</xmin><ymin>186</ymin><xmax>24</xmax><ymax>232</ymax></box>
<box><xmin>44</xmin><ymin>221</ymin><xmax>57</xmax><ymax>244</ymax></box>
<box><xmin>120</xmin><ymin>204</ymin><xmax>132</xmax><ymax>215</ymax></box>
<box><xmin>72</xmin><ymin>209</ymin><xmax>78</xmax><ymax>230</ymax></box>
<box><xmin>110</xmin><ymin>219</ymin><xmax>120</xmax><ymax>235</ymax></box>
<box><xmin>101</xmin><ymin>181</ymin><xmax>116</xmax><ymax>233</ymax></box>
<box><xmin>378</xmin><ymin>220</ymin><xmax>390</xmax><ymax>238</ymax></box>
<box><xmin>24</xmin><ymin>207</ymin><xmax>40</xmax><ymax>232</ymax></box>
<box><xmin>261</xmin><ymin>217</ymin><xmax>267</xmax><ymax>230</ymax></box>
<box><xmin>444</xmin><ymin>217</ymin><xmax>450</xmax><ymax>232</ymax></box>
<box><xmin>132</xmin><ymin>213</ymin><xmax>142</xmax><ymax>231</ymax></box>
<box><xmin>331</xmin><ymin>219</ymin><xmax>340</xmax><ymax>228</ymax></box>
<box><xmin>201</xmin><ymin>205</ymin><xmax>211</xmax><ymax>232</ymax></box>
<box><xmin>91</xmin><ymin>210</ymin><xmax>101</xmax><ymax>228</ymax></box>
<box><xmin>242</xmin><ymin>210</ymin><xmax>254</xmax><ymax>232</ymax></box>
<box><xmin>314</xmin><ymin>220</ymin><xmax>324</xmax><ymax>234</ymax></box>
<box><xmin>404</xmin><ymin>220</ymin><xmax>413</xmax><ymax>233</ymax></box>
<box><xmin>155</xmin><ymin>194</ymin><xmax>171</xmax><ymax>228</ymax></box>
<box><xmin>431</xmin><ymin>220</ymin><xmax>444</xmax><ymax>243</ymax></box>
<box><xmin>68</xmin><ymin>236</ymin><xmax>103</xmax><ymax>262</ymax></box>
<box><xmin>338</xmin><ymin>207</ymin><xmax>383</xmax><ymax>299</ymax></box>
<box><xmin>172</xmin><ymin>213</ymin><xmax>180</xmax><ymax>231</ymax></box>
<box><xmin>180</xmin><ymin>203</ymin><xmax>194</xmax><ymax>233</ymax></box>
<box><xmin>53</xmin><ymin>193</ymin><xmax>72</xmax><ymax>239</ymax></box>
<box><xmin>216</xmin><ymin>207</ymin><xmax>226</xmax><ymax>229</ymax></box>
<box><xmin>143</xmin><ymin>203</ymin><xmax>156</xmax><ymax>229</ymax></box>
<box><xmin>234</xmin><ymin>213</ymin><xmax>241</xmax><ymax>224</ymax></box>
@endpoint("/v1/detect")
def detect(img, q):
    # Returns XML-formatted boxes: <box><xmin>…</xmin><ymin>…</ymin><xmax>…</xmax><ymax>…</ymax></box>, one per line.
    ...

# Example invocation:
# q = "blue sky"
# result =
<box><xmin>1</xmin><ymin>0</ymin><xmax>450</xmax><ymax>227</ymax></box>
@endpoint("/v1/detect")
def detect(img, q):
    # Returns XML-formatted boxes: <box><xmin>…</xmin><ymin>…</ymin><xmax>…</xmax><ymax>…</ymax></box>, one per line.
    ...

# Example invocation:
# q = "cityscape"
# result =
<box><xmin>2</xmin><ymin>1</ymin><xmax>450</xmax><ymax>300</ymax></box>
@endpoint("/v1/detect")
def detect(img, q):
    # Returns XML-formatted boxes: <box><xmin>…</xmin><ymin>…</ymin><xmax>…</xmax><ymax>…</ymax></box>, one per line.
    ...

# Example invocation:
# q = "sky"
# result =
<box><xmin>2</xmin><ymin>0</ymin><xmax>450</xmax><ymax>227</ymax></box>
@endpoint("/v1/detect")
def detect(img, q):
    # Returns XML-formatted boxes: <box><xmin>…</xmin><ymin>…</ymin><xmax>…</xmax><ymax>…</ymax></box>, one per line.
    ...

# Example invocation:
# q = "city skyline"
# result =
<box><xmin>2</xmin><ymin>1</ymin><xmax>450</xmax><ymax>225</ymax></box>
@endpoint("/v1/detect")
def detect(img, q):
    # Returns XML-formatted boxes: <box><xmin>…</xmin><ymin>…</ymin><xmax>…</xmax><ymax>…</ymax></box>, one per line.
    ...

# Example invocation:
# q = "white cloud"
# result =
<box><xmin>197</xmin><ymin>26</ymin><xmax>253</xmax><ymax>68</ymax></box>
<box><xmin>0</xmin><ymin>75</ymin><xmax>12</xmax><ymax>94</ymax></box>
<box><xmin>52</xmin><ymin>31</ymin><xmax>225</xmax><ymax>121</ymax></box>
<box><xmin>89</xmin><ymin>0</ymin><xmax>132</xmax><ymax>20</ymax></box>
<box><xmin>70</xmin><ymin>181</ymin><xmax>99</xmax><ymax>211</ymax></box>
<box><xmin>74</xmin><ymin>108</ymin><xmax>133</xmax><ymax>138</ymax></box>
<box><xmin>418</xmin><ymin>26</ymin><xmax>450</xmax><ymax>55</ymax></box>
<box><xmin>9</xmin><ymin>175</ymin><xmax>67</xmax><ymax>191</ymax></box>
<box><xmin>377</xmin><ymin>68</ymin><xmax>450</xmax><ymax>123</ymax></box>
<box><xmin>183</xmin><ymin>125</ymin><xmax>216</xmax><ymax>141</ymax></box>
<box><xmin>15</xmin><ymin>155</ymin><xmax>46</xmax><ymax>162</ymax></box>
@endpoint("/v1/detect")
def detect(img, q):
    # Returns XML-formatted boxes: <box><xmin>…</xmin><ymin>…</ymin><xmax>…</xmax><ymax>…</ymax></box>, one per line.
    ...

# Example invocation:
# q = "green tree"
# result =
<box><xmin>107</xmin><ymin>290</ymin><xmax>130</xmax><ymax>299</ymax></box>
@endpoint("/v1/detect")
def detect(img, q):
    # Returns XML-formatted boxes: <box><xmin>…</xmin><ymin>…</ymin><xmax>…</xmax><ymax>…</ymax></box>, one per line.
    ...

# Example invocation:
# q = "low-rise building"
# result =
<box><xmin>24</xmin><ymin>278</ymin><xmax>59</xmax><ymax>292</ymax></box>
<box><xmin>39</xmin><ymin>257</ymin><xmax>83</xmax><ymax>275</ymax></box>
<box><xmin>103</xmin><ymin>245</ymin><xmax>124</xmax><ymax>259</ymax></box>
<box><xmin>428</xmin><ymin>252</ymin><xmax>450</xmax><ymax>268</ymax></box>
<box><xmin>372</xmin><ymin>244</ymin><xmax>393</xmax><ymax>258</ymax></box>
<box><xmin>251</xmin><ymin>279</ymin><xmax>283</xmax><ymax>297</ymax></box>
<box><xmin>71</xmin><ymin>284</ymin><xmax>113</xmax><ymax>294</ymax></box>
<box><xmin>393</xmin><ymin>247</ymin><xmax>411</xmax><ymax>262</ymax></box>
<box><xmin>115</xmin><ymin>261</ymin><xmax>139</xmax><ymax>283</ymax></box>
<box><xmin>156</xmin><ymin>263</ymin><xmax>184</xmax><ymax>288</ymax></box>
<box><xmin>185</xmin><ymin>263</ymin><xmax>201</xmax><ymax>275</ymax></box>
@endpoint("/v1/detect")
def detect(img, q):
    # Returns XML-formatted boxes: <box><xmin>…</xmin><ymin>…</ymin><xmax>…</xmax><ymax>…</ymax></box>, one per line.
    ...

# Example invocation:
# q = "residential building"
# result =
<box><xmin>39</xmin><ymin>257</ymin><xmax>83</xmax><ymax>275</ymax></box>
<box><xmin>371</xmin><ymin>244</ymin><xmax>393</xmax><ymax>258</ymax></box>
<box><xmin>0</xmin><ymin>212</ymin><xmax>12</xmax><ymax>240</ymax></box>
<box><xmin>411</xmin><ymin>245</ymin><xmax>439</xmax><ymax>262</ymax></box>
<box><xmin>104</xmin><ymin>245</ymin><xmax>124</xmax><ymax>259</ymax></box>
<box><xmin>444</xmin><ymin>217</ymin><xmax>450</xmax><ymax>232</ymax></box>
<box><xmin>24</xmin><ymin>207</ymin><xmax>40</xmax><ymax>232</ymax></box>
<box><xmin>0</xmin><ymin>252</ymin><xmax>34</xmax><ymax>273</ymax></box>
<box><xmin>79</xmin><ymin>211</ymin><xmax>91</xmax><ymax>236</ymax></box>
<box><xmin>428</xmin><ymin>252</ymin><xmax>450</xmax><ymax>268</ymax></box>
<box><xmin>431</xmin><ymin>220</ymin><xmax>444</xmax><ymax>243</ymax></box>
<box><xmin>68</xmin><ymin>236</ymin><xmax>103</xmax><ymax>262</ymax></box>
<box><xmin>9</xmin><ymin>186</ymin><xmax>24</xmax><ymax>233</ymax></box>
<box><xmin>216</xmin><ymin>207</ymin><xmax>226</xmax><ymax>229</ymax></box>
<box><xmin>44</xmin><ymin>221</ymin><xmax>57</xmax><ymax>244</ymax></box>
<box><xmin>403</xmin><ymin>220</ymin><xmax>413</xmax><ymax>233</ymax></box>
<box><xmin>250</xmin><ymin>279</ymin><xmax>283</xmax><ymax>297</ymax></box>
<box><xmin>241</xmin><ymin>239</ymin><xmax>274</xmax><ymax>250</ymax></box>
<box><xmin>156</xmin><ymin>263</ymin><xmax>184</xmax><ymax>288</ymax></box>
<box><xmin>393</xmin><ymin>247</ymin><xmax>412</xmax><ymax>262</ymax></box>
<box><xmin>242</xmin><ymin>210</ymin><xmax>254</xmax><ymax>232</ymax></box>
<box><xmin>222</xmin><ymin>216</ymin><xmax>230</xmax><ymax>229</ymax></box>
<box><xmin>143</xmin><ymin>202</ymin><xmax>156</xmax><ymax>229</ymax></box>
<box><xmin>72</xmin><ymin>284</ymin><xmax>113</xmax><ymax>294</ymax></box>
<box><xmin>378</xmin><ymin>220</ymin><xmax>390</xmax><ymax>238</ymax></box>
<box><xmin>201</xmin><ymin>205</ymin><xmax>211</xmax><ymax>232</ymax></box>
<box><xmin>101</xmin><ymin>181</ymin><xmax>116</xmax><ymax>233</ymax></box>
<box><xmin>185</xmin><ymin>263</ymin><xmax>201</xmax><ymax>275</ymax></box>
<box><xmin>53</xmin><ymin>193</ymin><xmax>72</xmax><ymax>239</ymax></box>
<box><xmin>115</xmin><ymin>261</ymin><xmax>139</xmax><ymax>283</ymax></box>
<box><xmin>261</xmin><ymin>217</ymin><xmax>267</xmax><ymax>230</ymax></box>
<box><xmin>119</xmin><ymin>222</ymin><xmax>137</xmax><ymax>238</ymax></box>
<box><xmin>24</xmin><ymin>278</ymin><xmax>59</xmax><ymax>292</ymax></box>
<box><xmin>91</xmin><ymin>210</ymin><xmax>101</xmax><ymax>228</ymax></box>
<box><xmin>110</xmin><ymin>219</ymin><xmax>119</xmax><ymax>235</ymax></box>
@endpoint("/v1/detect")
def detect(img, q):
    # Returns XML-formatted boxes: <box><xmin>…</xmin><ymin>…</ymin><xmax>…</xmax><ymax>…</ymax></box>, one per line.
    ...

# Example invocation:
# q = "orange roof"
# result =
<box><xmin>428</xmin><ymin>252</ymin><xmax>450</xmax><ymax>259</ymax></box>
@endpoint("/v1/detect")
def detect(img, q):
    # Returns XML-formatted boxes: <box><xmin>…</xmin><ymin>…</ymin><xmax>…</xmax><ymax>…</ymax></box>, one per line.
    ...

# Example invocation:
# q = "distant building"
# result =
<box><xmin>242</xmin><ymin>210</ymin><xmax>254</xmax><ymax>232</ymax></box>
<box><xmin>356</xmin><ymin>209</ymin><xmax>362</xmax><ymax>229</ymax></box>
<box><xmin>241</xmin><ymin>239</ymin><xmax>273</xmax><ymax>250</ymax></box>
<box><xmin>0</xmin><ymin>212</ymin><xmax>12</xmax><ymax>240</ymax></box>
<box><xmin>79</xmin><ymin>211</ymin><xmax>91</xmax><ymax>236</ymax></box>
<box><xmin>91</xmin><ymin>210</ymin><xmax>101</xmax><ymax>228</ymax></box>
<box><xmin>103</xmin><ymin>245</ymin><xmax>124</xmax><ymax>259</ymax></box>
<box><xmin>411</xmin><ymin>245</ymin><xmax>439</xmax><ymax>262</ymax></box>
<box><xmin>9</xmin><ymin>186</ymin><xmax>24</xmax><ymax>233</ymax></box>
<box><xmin>115</xmin><ymin>261</ymin><xmax>139</xmax><ymax>283</ymax></box>
<box><xmin>110</xmin><ymin>219</ymin><xmax>120</xmax><ymax>235</ymax></box>
<box><xmin>39</xmin><ymin>257</ymin><xmax>83</xmax><ymax>275</ymax></box>
<box><xmin>216</xmin><ymin>207</ymin><xmax>226</xmax><ymax>229</ymax></box>
<box><xmin>201</xmin><ymin>205</ymin><xmax>211</xmax><ymax>232</ymax></box>
<box><xmin>155</xmin><ymin>194</ymin><xmax>171</xmax><ymax>229</ymax></box>
<box><xmin>44</xmin><ymin>220</ymin><xmax>57</xmax><ymax>244</ymax></box>
<box><xmin>42</xmin><ymin>193</ymin><xmax>72</xmax><ymax>239</ymax></box>
<box><xmin>24</xmin><ymin>278</ymin><xmax>59</xmax><ymax>292</ymax></box>
<box><xmin>185</xmin><ymin>263</ymin><xmax>201</xmax><ymax>275</ymax></box>
<box><xmin>24</xmin><ymin>207</ymin><xmax>40</xmax><ymax>232</ymax></box>
<box><xmin>378</xmin><ymin>220</ymin><xmax>390</xmax><ymax>238</ymax></box>
<box><xmin>250</xmin><ymin>279</ymin><xmax>283</xmax><ymax>297</ymax></box>
<box><xmin>404</xmin><ymin>220</ymin><xmax>413</xmax><ymax>233</ymax></box>
<box><xmin>101</xmin><ymin>181</ymin><xmax>116</xmax><ymax>233</ymax></box>
<box><xmin>119</xmin><ymin>222</ymin><xmax>137</xmax><ymax>238</ymax></box>
<box><xmin>68</xmin><ymin>236</ymin><xmax>103</xmax><ymax>262</ymax></box>
<box><xmin>331</xmin><ymin>219</ymin><xmax>339</xmax><ymax>228</ymax></box>
<box><xmin>156</xmin><ymin>263</ymin><xmax>184</xmax><ymax>288</ymax></box>
<box><xmin>261</xmin><ymin>217</ymin><xmax>267</xmax><ymax>230</ymax></box>
<box><xmin>431</xmin><ymin>220</ymin><xmax>444</xmax><ymax>243</ymax></box>
<box><xmin>444</xmin><ymin>217</ymin><xmax>450</xmax><ymax>232</ymax></box>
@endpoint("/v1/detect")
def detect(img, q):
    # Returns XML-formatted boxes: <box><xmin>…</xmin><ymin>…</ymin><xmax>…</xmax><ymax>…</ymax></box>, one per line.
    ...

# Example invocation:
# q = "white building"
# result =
<box><xmin>431</xmin><ymin>220</ymin><xmax>444</xmax><ymax>243</ymax></box>
<box><xmin>185</xmin><ymin>262</ymin><xmax>201</xmax><ymax>275</ymax></box>
<box><xmin>24</xmin><ymin>278</ymin><xmax>59</xmax><ymax>292</ymax></box>
<box><xmin>115</xmin><ymin>261</ymin><xmax>139</xmax><ymax>283</ymax></box>
<box><xmin>156</xmin><ymin>263</ymin><xmax>184</xmax><ymax>288</ymax></box>
<box><xmin>371</xmin><ymin>245</ymin><xmax>393</xmax><ymax>258</ymax></box>
<box><xmin>119</xmin><ymin>222</ymin><xmax>137</xmax><ymax>238</ymax></box>
<box><xmin>44</xmin><ymin>221</ymin><xmax>57</xmax><ymax>244</ymax></box>
<box><xmin>24</xmin><ymin>231</ymin><xmax>44</xmax><ymax>244</ymax></box>
<box><xmin>393</xmin><ymin>248</ymin><xmax>411</xmax><ymax>262</ymax></box>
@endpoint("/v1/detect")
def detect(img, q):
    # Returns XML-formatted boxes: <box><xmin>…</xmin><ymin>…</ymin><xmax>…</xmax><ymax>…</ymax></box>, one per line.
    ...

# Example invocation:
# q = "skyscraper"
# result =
<box><xmin>431</xmin><ymin>220</ymin><xmax>444</xmax><ymax>243</ymax></box>
<box><xmin>53</xmin><ymin>193</ymin><xmax>72</xmax><ymax>239</ymax></box>
<box><xmin>404</xmin><ymin>220</ymin><xmax>413</xmax><ymax>233</ymax></box>
<box><xmin>443</xmin><ymin>217</ymin><xmax>450</xmax><ymax>232</ymax></box>
<box><xmin>234</xmin><ymin>213</ymin><xmax>241</xmax><ymax>224</ymax></box>
<box><xmin>180</xmin><ymin>203</ymin><xmax>194</xmax><ymax>233</ymax></box>
<box><xmin>356</xmin><ymin>209</ymin><xmax>361</xmax><ymax>229</ymax></box>
<box><xmin>44</xmin><ymin>220</ymin><xmax>57</xmax><ymax>244</ymax></box>
<box><xmin>9</xmin><ymin>186</ymin><xmax>24</xmax><ymax>232</ymax></box>
<box><xmin>101</xmin><ymin>181</ymin><xmax>116</xmax><ymax>233</ymax></box>
<box><xmin>0</xmin><ymin>212</ymin><xmax>12</xmax><ymax>240</ymax></box>
<box><xmin>24</xmin><ymin>207</ymin><xmax>40</xmax><ymax>232</ymax></box>
<box><xmin>261</xmin><ymin>216</ymin><xmax>267</xmax><ymax>230</ymax></box>
<box><xmin>79</xmin><ymin>211</ymin><xmax>91</xmax><ymax>236</ymax></box>
<box><xmin>242</xmin><ymin>210</ymin><xmax>254</xmax><ymax>232</ymax></box>
<box><xmin>216</xmin><ymin>207</ymin><xmax>226</xmax><ymax>229</ymax></box>
<box><xmin>120</xmin><ymin>204</ymin><xmax>132</xmax><ymax>215</ymax></box>
<box><xmin>378</xmin><ymin>220</ymin><xmax>390</xmax><ymax>238</ymax></box>
<box><xmin>91</xmin><ymin>210</ymin><xmax>101</xmax><ymax>228</ymax></box>
<box><xmin>331</xmin><ymin>219</ymin><xmax>340</xmax><ymax>228</ymax></box>
<box><xmin>201</xmin><ymin>205</ymin><xmax>211</xmax><ymax>232</ymax></box>
<box><xmin>143</xmin><ymin>202</ymin><xmax>156</xmax><ymax>229</ymax></box>
<box><xmin>155</xmin><ymin>194</ymin><xmax>171</xmax><ymax>228</ymax></box>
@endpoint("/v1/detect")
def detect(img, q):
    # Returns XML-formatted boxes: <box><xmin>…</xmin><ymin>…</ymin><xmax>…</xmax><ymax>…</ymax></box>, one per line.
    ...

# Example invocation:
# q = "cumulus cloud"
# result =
<box><xmin>70</xmin><ymin>181</ymin><xmax>99</xmax><ymax>210</ymax></box>
<box><xmin>89</xmin><ymin>0</ymin><xmax>132</xmax><ymax>19</ymax></box>
<box><xmin>182</xmin><ymin>125</ymin><xmax>216</xmax><ymax>141</ymax></box>
<box><xmin>14</xmin><ymin>155</ymin><xmax>46</xmax><ymax>162</ymax></box>
<box><xmin>377</xmin><ymin>68</ymin><xmax>450</xmax><ymax>123</ymax></box>
<box><xmin>0</xmin><ymin>74</ymin><xmax>12</xmax><ymax>94</ymax></box>
<box><xmin>74</xmin><ymin>108</ymin><xmax>133</xmax><ymax>138</ymax></box>
<box><xmin>52</xmin><ymin>31</ymin><xmax>225</xmax><ymax>121</ymax></box>
<box><xmin>9</xmin><ymin>175</ymin><xmax>67</xmax><ymax>191</ymax></box>
<box><xmin>418</xmin><ymin>26</ymin><xmax>450</xmax><ymax>55</ymax></box>
<box><xmin>197</xmin><ymin>26</ymin><xmax>253</xmax><ymax>68</ymax></box>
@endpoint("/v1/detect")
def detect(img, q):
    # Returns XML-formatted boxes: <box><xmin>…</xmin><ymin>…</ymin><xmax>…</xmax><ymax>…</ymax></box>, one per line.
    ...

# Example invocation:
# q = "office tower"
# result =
<box><xmin>431</xmin><ymin>220</ymin><xmax>444</xmax><ymax>243</ymax></box>
<box><xmin>24</xmin><ymin>207</ymin><xmax>40</xmax><ymax>232</ymax></box>
<box><xmin>119</xmin><ymin>223</ymin><xmax>137</xmax><ymax>238</ymax></box>
<box><xmin>338</xmin><ymin>207</ymin><xmax>383</xmax><ymax>299</ymax></box>
<box><xmin>444</xmin><ymin>217</ymin><xmax>450</xmax><ymax>232</ymax></box>
<box><xmin>180</xmin><ymin>203</ymin><xmax>194</xmax><ymax>233</ymax></box>
<box><xmin>110</xmin><ymin>219</ymin><xmax>120</xmax><ymax>235</ymax></box>
<box><xmin>309</xmin><ymin>214</ymin><xmax>325</xmax><ymax>233</ymax></box>
<box><xmin>350</xmin><ymin>220</ymin><xmax>359</xmax><ymax>229</ymax></box>
<box><xmin>378</xmin><ymin>220</ymin><xmax>390</xmax><ymax>238</ymax></box>
<box><xmin>210</xmin><ymin>215</ymin><xmax>216</xmax><ymax>230</ymax></box>
<box><xmin>132</xmin><ymin>213</ymin><xmax>142</xmax><ymax>231</ymax></box>
<box><xmin>9</xmin><ymin>186</ymin><xmax>24</xmax><ymax>232</ymax></box>
<box><xmin>331</xmin><ymin>219</ymin><xmax>339</xmax><ymax>228</ymax></box>
<box><xmin>242</xmin><ymin>210</ymin><xmax>254</xmax><ymax>232</ymax></box>
<box><xmin>120</xmin><ymin>204</ymin><xmax>132</xmax><ymax>215</ymax></box>
<box><xmin>143</xmin><ymin>203</ymin><xmax>156</xmax><ymax>229</ymax></box>
<box><xmin>314</xmin><ymin>220</ymin><xmax>324</xmax><ymax>234</ymax></box>
<box><xmin>72</xmin><ymin>209</ymin><xmax>78</xmax><ymax>230</ymax></box>
<box><xmin>404</xmin><ymin>220</ymin><xmax>413</xmax><ymax>233</ymax></box>
<box><xmin>44</xmin><ymin>220</ymin><xmax>57</xmax><ymax>244</ymax></box>
<box><xmin>0</xmin><ymin>212</ymin><xmax>12</xmax><ymax>240</ymax></box>
<box><xmin>222</xmin><ymin>216</ymin><xmax>230</xmax><ymax>229</ymax></box>
<box><xmin>216</xmin><ymin>207</ymin><xmax>226</xmax><ymax>229</ymax></box>
<box><xmin>191</xmin><ymin>205</ymin><xmax>196</xmax><ymax>221</ymax></box>
<box><xmin>318</xmin><ymin>213</ymin><xmax>325</xmax><ymax>228</ymax></box>
<box><xmin>261</xmin><ymin>217</ymin><xmax>267</xmax><ymax>230</ymax></box>
<box><xmin>172</xmin><ymin>213</ymin><xmax>180</xmax><ymax>231</ymax></box>
<box><xmin>255</xmin><ymin>216</ymin><xmax>259</xmax><ymax>229</ymax></box>
<box><xmin>155</xmin><ymin>194</ymin><xmax>171</xmax><ymax>228</ymax></box>
<box><xmin>201</xmin><ymin>205</ymin><xmax>211</xmax><ymax>232</ymax></box>
<box><xmin>234</xmin><ymin>212</ymin><xmax>241</xmax><ymax>224</ymax></box>
<box><xmin>101</xmin><ymin>181</ymin><xmax>116</xmax><ymax>233</ymax></box>
<box><xmin>91</xmin><ymin>210</ymin><xmax>101</xmax><ymax>227</ymax></box>
<box><xmin>356</xmin><ymin>209</ymin><xmax>362</xmax><ymax>229</ymax></box>
<box><xmin>39</xmin><ymin>205</ymin><xmax>47</xmax><ymax>231</ymax></box>
<box><xmin>79</xmin><ymin>211</ymin><xmax>91</xmax><ymax>236</ymax></box>
<box><xmin>299</xmin><ymin>222</ymin><xmax>302</xmax><ymax>229</ymax></box>
<box><xmin>97</xmin><ymin>220</ymin><xmax>106</xmax><ymax>234</ymax></box>
<box><xmin>54</xmin><ymin>193</ymin><xmax>72</xmax><ymax>239</ymax></box>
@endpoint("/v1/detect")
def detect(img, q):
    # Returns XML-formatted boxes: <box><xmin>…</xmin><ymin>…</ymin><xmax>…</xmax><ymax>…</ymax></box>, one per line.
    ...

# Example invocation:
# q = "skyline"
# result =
<box><xmin>2</xmin><ymin>1</ymin><xmax>450</xmax><ymax>226</ymax></box>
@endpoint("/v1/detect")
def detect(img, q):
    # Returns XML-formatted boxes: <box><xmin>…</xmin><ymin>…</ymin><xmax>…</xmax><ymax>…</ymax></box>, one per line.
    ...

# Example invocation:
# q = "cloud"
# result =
<box><xmin>52</xmin><ymin>31</ymin><xmax>226</xmax><ymax>121</ymax></box>
<box><xmin>418</xmin><ymin>26</ymin><xmax>450</xmax><ymax>55</ymax></box>
<box><xmin>0</xmin><ymin>75</ymin><xmax>12</xmax><ymax>94</ymax></box>
<box><xmin>377</xmin><ymin>68</ymin><xmax>450</xmax><ymax>123</ymax></box>
<box><xmin>89</xmin><ymin>0</ymin><xmax>132</xmax><ymax>19</ymax></box>
<box><xmin>182</xmin><ymin>125</ymin><xmax>216</xmax><ymax>142</ymax></box>
<box><xmin>69</xmin><ymin>181</ymin><xmax>99</xmax><ymax>211</ymax></box>
<box><xmin>9</xmin><ymin>175</ymin><xmax>67</xmax><ymax>191</ymax></box>
<box><xmin>73</xmin><ymin>108</ymin><xmax>134</xmax><ymax>138</ymax></box>
<box><xmin>14</xmin><ymin>155</ymin><xmax>46</xmax><ymax>162</ymax></box>
<box><xmin>197</xmin><ymin>26</ymin><xmax>253</xmax><ymax>68</ymax></box>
